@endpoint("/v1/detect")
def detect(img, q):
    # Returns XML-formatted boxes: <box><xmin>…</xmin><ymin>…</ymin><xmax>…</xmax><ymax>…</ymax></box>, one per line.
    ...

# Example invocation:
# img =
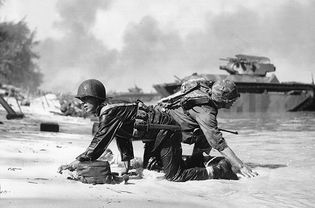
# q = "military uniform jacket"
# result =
<box><xmin>76</xmin><ymin>103</ymin><xmax>138</xmax><ymax>161</ymax></box>
<box><xmin>169</xmin><ymin>101</ymin><xmax>228</xmax><ymax>152</ymax></box>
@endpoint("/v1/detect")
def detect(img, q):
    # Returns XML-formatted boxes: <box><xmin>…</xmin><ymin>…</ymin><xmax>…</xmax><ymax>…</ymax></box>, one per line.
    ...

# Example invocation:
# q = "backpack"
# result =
<box><xmin>158</xmin><ymin>78</ymin><xmax>215</xmax><ymax>110</ymax></box>
<box><xmin>75</xmin><ymin>160</ymin><xmax>124</xmax><ymax>184</ymax></box>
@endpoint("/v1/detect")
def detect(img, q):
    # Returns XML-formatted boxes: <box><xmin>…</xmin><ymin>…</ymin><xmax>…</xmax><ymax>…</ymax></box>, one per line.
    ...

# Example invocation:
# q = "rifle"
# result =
<box><xmin>218</xmin><ymin>128</ymin><xmax>238</xmax><ymax>135</ymax></box>
<box><xmin>134</xmin><ymin>122</ymin><xmax>238</xmax><ymax>135</ymax></box>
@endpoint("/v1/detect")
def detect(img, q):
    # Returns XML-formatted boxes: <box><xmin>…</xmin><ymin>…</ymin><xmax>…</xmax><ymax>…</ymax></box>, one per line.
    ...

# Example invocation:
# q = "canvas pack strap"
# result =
<box><xmin>180</xmin><ymin>96</ymin><xmax>211</xmax><ymax>110</ymax></box>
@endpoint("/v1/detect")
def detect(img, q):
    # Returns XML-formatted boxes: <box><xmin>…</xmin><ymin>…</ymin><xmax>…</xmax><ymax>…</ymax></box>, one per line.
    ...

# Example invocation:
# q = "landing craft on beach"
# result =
<box><xmin>107</xmin><ymin>85</ymin><xmax>160</xmax><ymax>104</ymax></box>
<box><xmin>153</xmin><ymin>54</ymin><xmax>315</xmax><ymax>112</ymax></box>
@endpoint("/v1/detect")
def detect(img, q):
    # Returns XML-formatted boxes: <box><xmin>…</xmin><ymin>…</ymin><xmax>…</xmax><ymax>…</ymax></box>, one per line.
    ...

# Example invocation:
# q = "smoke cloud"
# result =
<box><xmin>38</xmin><ymin>0</ymin><xmax>315</xmax><ymax>94</ymax></box>
<box><xmin>38</xmin><ymin>0</ymin><xmax>118</xmax><ymax>93</ymax></box>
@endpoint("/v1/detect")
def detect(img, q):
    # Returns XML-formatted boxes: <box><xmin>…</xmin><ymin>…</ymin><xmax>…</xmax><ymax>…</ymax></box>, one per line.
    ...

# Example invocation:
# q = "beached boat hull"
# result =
<box><xmin>153</xmin><ymin>75</ymin><xmax>315</xmax><ymax>112</ymax></box>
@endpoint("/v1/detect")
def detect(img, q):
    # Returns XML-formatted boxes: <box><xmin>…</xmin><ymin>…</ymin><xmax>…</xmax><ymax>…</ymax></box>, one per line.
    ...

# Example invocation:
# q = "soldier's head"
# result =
<box><xmin>75</xmin><ymin>79</ymin><xmax>106</xmax><ymax>114</ymax></box>
<box><xmin>211</xmin><ymin>79</ymin><xmax>240</xmax><ymax>109</ymax></box>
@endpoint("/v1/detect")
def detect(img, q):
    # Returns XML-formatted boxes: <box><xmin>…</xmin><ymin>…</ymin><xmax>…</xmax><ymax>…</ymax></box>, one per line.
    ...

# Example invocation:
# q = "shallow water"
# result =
<box><xmin>133</xmin><ymin>111</ymin><xmax>315</xmax><ymax>207</ymax></box>
<box><xmin>216</xmin><ymin>111</ymin><xmax>315</xmax><ymax>208</ymax></box>
<box><xmin>1</xmin><ymin>110</ymin><xmax>315</xmax><ymax>208</ymax></box>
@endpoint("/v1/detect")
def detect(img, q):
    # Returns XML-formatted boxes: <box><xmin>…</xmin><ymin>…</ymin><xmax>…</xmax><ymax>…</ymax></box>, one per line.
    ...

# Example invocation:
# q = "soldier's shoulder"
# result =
<box><xmin>192</xmin><ymin>101</ymin><xmax>217</xmax><ymax>112</ymax></box>
<box><xmin>100</xmin><ymin>103</ymin><xmax>137</xmax><ymax>115</ymax></box>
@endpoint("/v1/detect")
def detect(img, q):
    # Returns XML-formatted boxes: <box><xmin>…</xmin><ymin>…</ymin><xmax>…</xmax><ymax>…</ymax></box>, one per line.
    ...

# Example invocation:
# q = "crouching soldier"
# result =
<box><xmin>59</xmin><ymin>79</ymin><xmax>238</xmax><ymax>182</ymax></box>
<box><xmin>135</xmin><ymin>102</ymin><xmax>239</xmax><ymax>181</ymax></box>
<box><xmin>58</xmin><ymin>79</ymin><xmax>134</xmax><ymax>175</ymax></box>
<box><xmin>160</xmin><ymin>77</ymin><xmax>258</xmax><ymax>178</ymax></box>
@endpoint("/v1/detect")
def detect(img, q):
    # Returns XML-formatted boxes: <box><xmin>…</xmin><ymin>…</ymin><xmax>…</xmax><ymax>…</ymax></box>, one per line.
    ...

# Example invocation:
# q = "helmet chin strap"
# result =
<box><xmin>212</xmin><ymin>100</ymin><xmax>225</xmax><ymax>109</ymax></box>
<box><xmin>94</xmin><ymin>101</ymin><xmax>106</xmax><ymax>116</ymax></box>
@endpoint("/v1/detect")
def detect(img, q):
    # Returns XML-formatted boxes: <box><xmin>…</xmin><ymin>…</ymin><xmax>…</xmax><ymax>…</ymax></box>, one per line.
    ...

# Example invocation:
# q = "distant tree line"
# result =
<box><xmin>0</xmin><ymin>18</ymin><xmax>42</xmax><ymax>91</ymax></box>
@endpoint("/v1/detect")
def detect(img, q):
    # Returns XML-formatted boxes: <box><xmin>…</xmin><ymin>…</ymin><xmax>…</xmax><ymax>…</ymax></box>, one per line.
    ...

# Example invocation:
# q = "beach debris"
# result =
<box><xmin>20</xmin><ymin>99</ymin><xmax>30</xmax><ymax>106</ymax></box>
<box><xmin>40</xmin><ymin>122</ymin><xmax>59</xmax><ymax>132</ymax></box>
<box><xmin>5</xmin><ymin>112</ymin><xmax>24</xmax><ymax>120</ymax></box>
<box><xmin>106</xmin><ymin>199</ymin><xmax>122</xmax><ymax>204</ymax></box>
<box><xmin>8</xmin><ymin>167</ymin><xmax>22</xmax><ymax>171</ymax></box>
<box><xmin>0</xmin><ymin>89</ymin><xmax>25</xmax><ymax>120</ymax></box>
<box><xmin>122</xmin><ymin>174</ymin><xmax>129</xmax><ymax>184</ymax></box>
<box><xmin>27</xmin><ymin>177</ymin><xmax>49</xmax><ymax>184</ymax></box>
<box><xmin>0</xmin><ymin>185</ymin><xmax>8</xmax><ymax>195</ymax></box>
<box><xmin>33</xmin><ymin>178</ymin><xmax>49</xmax><ymax>180</ymax></box>
<box><xmin>60</xmin><ymin>98</ymin><xmax>87</xmax><ymax>117</ymax></box>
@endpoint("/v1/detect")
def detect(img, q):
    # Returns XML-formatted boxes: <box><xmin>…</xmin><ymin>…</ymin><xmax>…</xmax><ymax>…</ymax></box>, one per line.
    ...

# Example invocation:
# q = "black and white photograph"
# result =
<box><xmin>0</xmin><ymin>0</ymin><xmax>314</xmax><ymax>207</ymax></box>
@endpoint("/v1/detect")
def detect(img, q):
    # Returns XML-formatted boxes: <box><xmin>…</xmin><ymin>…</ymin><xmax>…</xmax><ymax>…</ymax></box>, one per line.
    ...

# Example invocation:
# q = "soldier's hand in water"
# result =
<box><xmin>237</xmin><ymin>164</ymin><xmax>258</xmax><ymax>178</ymax></box>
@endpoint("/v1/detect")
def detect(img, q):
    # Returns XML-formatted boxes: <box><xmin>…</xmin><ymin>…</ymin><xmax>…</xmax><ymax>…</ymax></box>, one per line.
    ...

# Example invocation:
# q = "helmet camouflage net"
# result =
<box><xmin>75</xmin><ymin>79</ymin><xmax>106</xmax><ymax>101</ymax></box>
<box><xmin>180</xmin><ymin>76</ymin><xmax>214</xmax><ymax>98</ymax></box>
<box><xmin>211</xmin><ymin>79</ymin><xmax>240</xmax><ymax>103</ymax></box>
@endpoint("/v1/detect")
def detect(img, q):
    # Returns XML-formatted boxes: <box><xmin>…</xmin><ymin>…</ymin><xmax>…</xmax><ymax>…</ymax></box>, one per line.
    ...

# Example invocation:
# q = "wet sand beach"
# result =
<box><xmin>1</xmin><ymin>108</ymin><xmax>315</xmax><ymax>208</ymax></box>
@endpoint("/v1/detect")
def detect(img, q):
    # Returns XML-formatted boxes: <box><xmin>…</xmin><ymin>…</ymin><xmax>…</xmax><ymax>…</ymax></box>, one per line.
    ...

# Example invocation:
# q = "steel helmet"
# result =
<box><xmin>211</xmin><ymin>79</ymin><xmax>240</xmax><ymax>103</ymax></box>
<box><xmin>75</xmin><ymin>79</ymin><xmax>106</xmax><ymax>101</ymax></box>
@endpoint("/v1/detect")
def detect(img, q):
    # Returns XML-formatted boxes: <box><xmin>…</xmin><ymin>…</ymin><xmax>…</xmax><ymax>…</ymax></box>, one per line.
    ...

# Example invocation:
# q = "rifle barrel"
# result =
<box><xmin>135</xmin><ymin>123</ymin><xmax>238</xmax><ymax>135</ymax></box>
<box><xmin>218</xmin><ymin>128</ymin><xmax>238</xmax><ymax>135</ymax></box>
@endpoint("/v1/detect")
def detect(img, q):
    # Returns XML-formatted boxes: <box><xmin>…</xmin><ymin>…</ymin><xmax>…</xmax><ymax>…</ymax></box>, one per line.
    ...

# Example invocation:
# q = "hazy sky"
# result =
<box><xmin>1</xmin><ymin>0</ymin><xmax>315</xmax><ymax>93</ymax></box>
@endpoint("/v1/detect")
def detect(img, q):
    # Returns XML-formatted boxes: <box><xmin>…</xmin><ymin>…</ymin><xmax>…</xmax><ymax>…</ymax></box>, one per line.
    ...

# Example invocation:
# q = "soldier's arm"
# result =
<box><xmin>191</xmin><ymin>105</ymin><xmax>228</xmax><ymax>151</ymax></box>
<box><xmin>76</xmin><ymin>106</ymin><xmax>120</xmax><ymax>161</ymax></box>
<box><xmin>191</xmin><ymin>105</ymin><xmax>257</xmax><ymax>178</ymax></box>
